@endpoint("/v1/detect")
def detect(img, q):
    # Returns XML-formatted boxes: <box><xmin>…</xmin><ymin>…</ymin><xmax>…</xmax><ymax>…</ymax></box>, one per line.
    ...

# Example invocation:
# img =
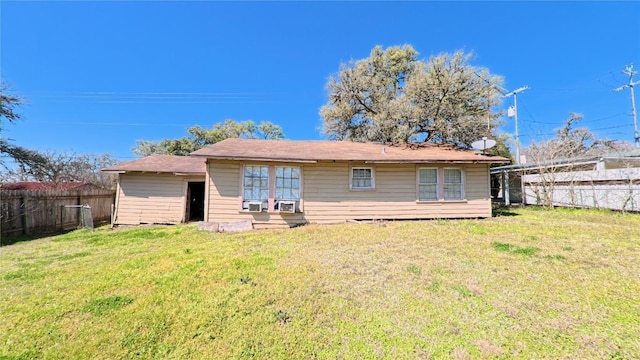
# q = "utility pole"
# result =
<box><xmin>614</xmin><ymin>64</ymin><xmax>640</xmax><ymax>147</ymax></box>
<box><xmin>505</xmin><ymin>86</ymin><xmax>530</xmax><ymax>164</ymax></box>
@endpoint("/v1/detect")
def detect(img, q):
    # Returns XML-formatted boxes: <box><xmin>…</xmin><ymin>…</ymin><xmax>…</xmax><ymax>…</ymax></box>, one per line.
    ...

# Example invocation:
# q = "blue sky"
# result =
<box><xmin>2</xmin><ymin>1</ymin><xmax>639</xmax><ymax>161</ymax></box>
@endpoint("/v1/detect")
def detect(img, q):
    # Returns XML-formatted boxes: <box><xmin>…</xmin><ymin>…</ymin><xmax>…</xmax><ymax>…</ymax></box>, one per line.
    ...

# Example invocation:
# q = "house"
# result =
<box><xmin>101</xmin><ymin>155</ymin><xmax>206</xmax><ymax>225</ymax></box>
<box><xmin>490</xmin><ymin>150</ymin><xmax>640</xmax><ymax>211</ymax></box>
<box><xmin>189</xmin><ymin>138</ymin><xmax>509</xmax><ymax>228</ymax></box>
<box><xmin>1</xmin><ymin>181</ymin><xmax>101</xmax><ymax>191</ymax></box>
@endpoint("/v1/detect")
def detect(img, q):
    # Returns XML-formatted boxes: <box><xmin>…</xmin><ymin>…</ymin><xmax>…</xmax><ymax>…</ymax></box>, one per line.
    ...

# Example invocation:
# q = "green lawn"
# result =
<box><xmin>1</xmin><ymin>207</ymin><xmax>639</xmax><ymax>359</ymax></box>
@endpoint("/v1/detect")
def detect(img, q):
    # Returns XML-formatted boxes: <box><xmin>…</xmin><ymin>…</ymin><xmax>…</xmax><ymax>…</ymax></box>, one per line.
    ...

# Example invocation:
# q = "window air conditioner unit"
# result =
<box><xmin>248</xmin><ymin>201</ymin><xmax>263</xmax><ymax>212</ymax></box>
<box><xmin>279</xmin><ymin>201</ymin><xmax>296</xmax><ymax>213</ymax></box>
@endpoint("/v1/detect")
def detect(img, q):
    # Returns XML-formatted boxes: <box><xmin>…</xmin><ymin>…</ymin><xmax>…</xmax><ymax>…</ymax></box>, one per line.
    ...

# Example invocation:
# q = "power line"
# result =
<box><xmin>40</xmin><ymin>94</ymin><xmax>284</xmax><ymax>98</ymax></box>
<box><xmin>591</xmin><ymin>124</ymin><xmax>632</xmax><ymax>131</ymax></box>
<box><xmin>34</xmin><ymin>91</ymin><xmax>288</xmax><ymax>98</ymax></box>
<box><xmin>518</xmin><ymin>123</ymin><xmax>633</xmax><ymax>141</ymax></box>
<box><xmin>28</xmin><ymin>121</ymin><xmax>192</xmax><ymax>127</ymax></box>
<box><xmin>29</xmin><ymin>90</ymin><xmax>292</xmax><ymax>105</ymax></box>
<box><xmin>526</xmin><ymin>113</ymin><xmax>627</xmax><ymax>125</ymax></box>
<box><xmin>45</xmin><ymin>100</ymin><xmax>280</xmax><ymax>104</ymax></box>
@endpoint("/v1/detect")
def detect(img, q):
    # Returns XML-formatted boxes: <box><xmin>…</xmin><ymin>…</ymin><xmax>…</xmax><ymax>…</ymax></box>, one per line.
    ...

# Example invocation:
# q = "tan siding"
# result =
<box><xmin>206</xmin><ymin>160</ymin><xmax>492</xmax><ymax>226</ymax></box>
<box><xmin>464</xmin><ymin>164</ymin><xmax>490</xmax><ymax>200</ymax></box>
<box><xmin>206</xmin><ymin>161</ymin><xmax>306</xmax><ymax>227</ymax></box>
<box><xmin>115</xmin><ymin>173</ymin><xmax>186</xmax><ymax>225</ymax></box>
<box><xmin>303</xmin><ymin>162</ymin><xmax>491</xmax><ymax>223</ymax></box>
<box><xmin>207</xmin><ymin>162</ymin><xmax>241</xmax><ymax>219</ymax></box>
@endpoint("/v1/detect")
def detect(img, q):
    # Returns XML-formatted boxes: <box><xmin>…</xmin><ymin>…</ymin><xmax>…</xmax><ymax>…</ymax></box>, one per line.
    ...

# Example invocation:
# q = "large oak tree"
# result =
<box><xmin>321</xmin><ymin>45</ymin><xmax>505</xmax><ymax>147</ymax></box>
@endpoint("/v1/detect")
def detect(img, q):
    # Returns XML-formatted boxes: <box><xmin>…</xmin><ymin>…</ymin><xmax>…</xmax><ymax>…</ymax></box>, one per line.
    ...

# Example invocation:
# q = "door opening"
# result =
<box><xmin>186</xmin><ymin>182</ymin><xmax>205</xmax><ymax>222</ymax></box>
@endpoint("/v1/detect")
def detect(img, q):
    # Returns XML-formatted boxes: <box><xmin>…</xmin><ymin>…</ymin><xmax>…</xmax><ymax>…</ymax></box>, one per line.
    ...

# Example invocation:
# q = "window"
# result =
<box><xmin>443</xmin><ymin>168</ymin><xmax>463</xmax><ymax>200</ymax></box>
<box><xmin>418</xmin><ymin>168</ymin><xmax>438</xmax><ymax>201</ymax></box>
<box><xmin>417</xmin><ymin>167</ymin><xmax>465</xmax><ymax>201</ymax></box>
<box><xmin>275</xmin><ymin>166</ymin><xmax>300</xmax><ymax>211</ymax></box>
<box><xmin>351</xmin><ymin>167</ymin><xmax>374</xmax><ymax>190</ymax></box>
<box><xmin>241</xmin><ymin>165</ymin><xmax>302</xmax><ymax>213</ymax></box>
<box><xmin>243</xmin><ymin>165</ymin><xmax>269</xmax><ymax>211</ymax></box>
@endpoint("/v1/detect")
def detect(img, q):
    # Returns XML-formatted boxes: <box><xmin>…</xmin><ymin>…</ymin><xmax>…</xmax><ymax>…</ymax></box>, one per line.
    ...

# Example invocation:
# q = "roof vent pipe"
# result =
<box><xmin>381</xmin><ymin>146</ymin><xmax>386</xmax><ymax>154</ymax></box>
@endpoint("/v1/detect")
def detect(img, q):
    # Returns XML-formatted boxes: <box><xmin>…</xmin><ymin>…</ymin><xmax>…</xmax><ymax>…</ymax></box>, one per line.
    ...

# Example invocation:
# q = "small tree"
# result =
<box><xmin>523</xmin><ymin>113</ymin><xmax>634</xmax><ymax>207</ymax></box>
<box><xmin>0</xmin><ymin>83</ymin><xmax>43</xmax><ymax>174</ymax></box>
<box><xmin>0</xmin><ymin>82</ymin><xmax>23</xmax><ymax>127</ymax></box>
<box><xmin>2</xmin><ymin>151</ymin><xmax>118</xmax><ymax>189</ymax></box>
<box><xmin>0</xmin><ymin>84</ymin><xmax>118</xmax><ymax>189</ymax></box>
<box><xmin>487</xmin><ymin>134</ymin><xmax>514</xmax><ymax>164</ymax></box>
<box><xmin>133</xmin><ymin>119</ymin><xmax>284</xmax><ymax>157</ymax></box>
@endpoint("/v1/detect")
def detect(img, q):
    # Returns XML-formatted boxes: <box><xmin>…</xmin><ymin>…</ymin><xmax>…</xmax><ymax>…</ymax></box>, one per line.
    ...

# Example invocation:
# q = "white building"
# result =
<box><xmin>491</xmin><ymin>150</ymin><xmax>640</xmax><ymax>212</ymax></box>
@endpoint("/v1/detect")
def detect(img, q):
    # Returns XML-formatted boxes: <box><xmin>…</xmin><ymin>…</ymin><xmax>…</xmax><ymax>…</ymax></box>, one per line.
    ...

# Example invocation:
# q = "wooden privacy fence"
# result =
<box><xmin>0</xmin><ymin>189</ymin><xmax>115</xmax><ymax>239</ymax></box>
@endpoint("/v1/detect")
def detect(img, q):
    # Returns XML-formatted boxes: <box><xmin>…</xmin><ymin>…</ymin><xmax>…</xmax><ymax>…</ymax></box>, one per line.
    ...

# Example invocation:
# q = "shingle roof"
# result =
<box><xmin>101</xmin><ymin>155</ymin><xmax>206</xmax><ymax>175</ymax></box>
<box><xmin>1</xmin><ymin>181</ymin><xmax>99</xmax><ymax>190</ymax></box>
<box><xmin>191</xmin><ymin>138</ymin><xmax>510</xmax><ymax>164</ymax></box>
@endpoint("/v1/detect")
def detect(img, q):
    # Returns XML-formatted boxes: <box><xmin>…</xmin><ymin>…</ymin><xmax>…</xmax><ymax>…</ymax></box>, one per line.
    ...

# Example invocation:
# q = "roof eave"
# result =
<box><xmin>204</xmin><ymin>156</ymin><xmax>507</xmax><ymax>164</ymax></box>
<box><xmin>104</xmin><ymin>170</ymin><xmax>205</xmax><ymax>175</ymax></box>
<box><xmin>205</xmin><ymin>156</ymin><xmax>319</xmax><ymax>163</ymax></box>
<box><xmin>174</xmin><ymin>172</ymin><xmax>206</xmax><ymax>176</ymax></box>
<box><xmin>365</xmin><ymin>159</ymin><xmax>509</xmax><ymax>164</ymax></box>
<box><xmin>101</xmin><ymin>170</ymin><xmax>126</xmax><ymax>174</ymax></box>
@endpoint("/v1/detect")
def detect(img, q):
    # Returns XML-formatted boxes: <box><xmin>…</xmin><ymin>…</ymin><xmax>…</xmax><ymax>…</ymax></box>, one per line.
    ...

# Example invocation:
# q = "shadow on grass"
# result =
<box><xmin>0</xmin><ymin>229</ymin><xmax>76</xmax><ymax>247</ymax></box>
<box><xmin>492</xmin><ymin>207</ymin><xmax>520</xmax><ymax>217</ymax></box>
<box><xmin>1</xmin><ymin>220</ymin><xmax>111</xmax><ymax>247</ymax></box>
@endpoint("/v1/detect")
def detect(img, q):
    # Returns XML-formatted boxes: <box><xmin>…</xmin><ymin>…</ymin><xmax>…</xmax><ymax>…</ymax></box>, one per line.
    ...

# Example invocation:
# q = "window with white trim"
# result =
<box><xmin>351</xmin><ymin>167</ymin><xmax>374</xmax><ymax>190</ymax></box>
<box><xmin>243</xmin><ymin>165</ymin><xmax>269</xmax><ymax>211</ymax></box>
<box><xmin>275</xmin><ymin>166</ymin><xmax>301</xmax><ymax>211</ymax></box>
<box><xmin>443</xmin><ymin>168</ymin><xmax>463</xmax><ymax>200</ymax></box>
<box><xmin>418</xmin><ymin>168</ymin><xmax>438</xmax><ymax>201</ymax></box>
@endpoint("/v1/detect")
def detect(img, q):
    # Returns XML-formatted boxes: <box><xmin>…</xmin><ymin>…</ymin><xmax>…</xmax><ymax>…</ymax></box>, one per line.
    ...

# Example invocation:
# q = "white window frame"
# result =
<box><xmin>350</xmin><ymin>166</ymin><xmax>375</xmax><ymax>190</ymax></box>
<box><xmin>274</xmin><ymin>166</ymin><xmax>301</xmax><ymax>212</ymax></box>
<box><xmin>417</xmin><ymin>167</ymin><xmax>439</xmax><ymax>201</ymax></box>
<box><xmin>443</xmin><ymin>168</ymin><xmax>465</xmax><ymax>201</ymax></box>
<box><xmin>241</xmin><ymin>164</ymin><xmax>303</xmax><ymax>213</ymax></box>
<box><xmin>242</xmin><ymin>165</ymin><xmax>269</xmax><ymax>211</ymax></box>
<box><xmin>416</xmin><ymin>167</ymin><xmax>466</xmax><ymax>202</ymax></box>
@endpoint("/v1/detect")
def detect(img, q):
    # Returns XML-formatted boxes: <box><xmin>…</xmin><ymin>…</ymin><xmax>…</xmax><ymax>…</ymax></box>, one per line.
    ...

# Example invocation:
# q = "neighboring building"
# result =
<box><xmin>102</xmin><ymin>155</ymin><xmax>206</xmax><ymax>225</ymax></box>
<box><xmin>190</xmin><ymin>138</ymin><xmax>509</xmax><ymax>228</ymax></box>
<box><xmin>491</xmin><ymin>152</ymin><xmax>640</xmax><ymax>211</ymax></box>
<box><xmin>1</xmin><ymin>181</ymin><xmax>101</xmax><ymax>191</ymax></box>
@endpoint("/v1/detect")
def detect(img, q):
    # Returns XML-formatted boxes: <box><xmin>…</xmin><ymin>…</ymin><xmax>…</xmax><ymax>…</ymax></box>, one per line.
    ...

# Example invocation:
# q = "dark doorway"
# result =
<box><xmin>186</xmin><ymin>182</ymin><xmax>205</xmax><ymax>222</ymax></box>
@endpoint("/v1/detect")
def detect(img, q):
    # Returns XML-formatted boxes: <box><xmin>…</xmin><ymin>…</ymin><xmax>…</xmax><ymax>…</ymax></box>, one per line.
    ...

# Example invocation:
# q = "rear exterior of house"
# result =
<box><xmin>102</xmin><ymin>155</ymin><xmax>206</xmax><ymax>225</ymax></box>
<box><xmin>192</xmin><ymin>139</ymin><xmax>509</xmax><ymax>227</ymax></box>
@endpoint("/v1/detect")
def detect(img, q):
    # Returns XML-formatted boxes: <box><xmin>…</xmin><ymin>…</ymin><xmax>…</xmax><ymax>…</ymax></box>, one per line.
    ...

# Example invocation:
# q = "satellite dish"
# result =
<box><xmin>471</xmin><ymin>138</ymin><xmax>497</xmax><ymax>151</ymax></box>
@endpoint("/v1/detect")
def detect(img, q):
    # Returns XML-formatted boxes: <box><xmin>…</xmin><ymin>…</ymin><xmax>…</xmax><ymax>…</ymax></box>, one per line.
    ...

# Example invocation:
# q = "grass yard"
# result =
<box><xmin>1</xmin><ymin>207</ymin><xmax>639</xmax><ymax>359</ymax></box>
